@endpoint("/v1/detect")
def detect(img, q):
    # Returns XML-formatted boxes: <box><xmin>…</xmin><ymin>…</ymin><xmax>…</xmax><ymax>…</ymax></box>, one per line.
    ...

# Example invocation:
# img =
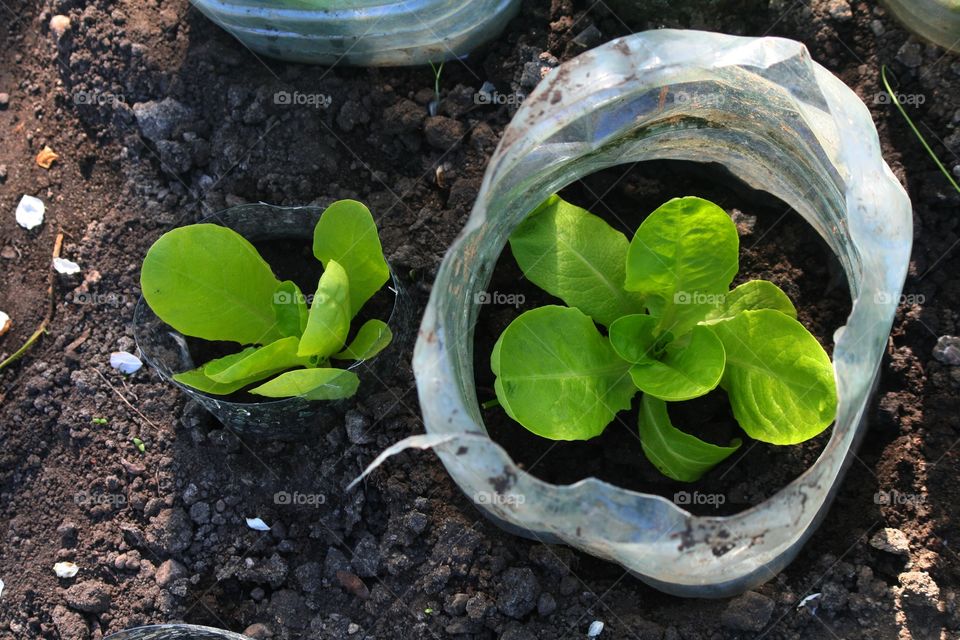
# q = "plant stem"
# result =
<box><xmin>881</xmin><ymin>65</ymin><xmax>960</xmax><ymax>195</ymax></box>
<box><xmin>481</xmin><ymin>398</ymin><xmax>500</xmax><ymax>409</ymax></box>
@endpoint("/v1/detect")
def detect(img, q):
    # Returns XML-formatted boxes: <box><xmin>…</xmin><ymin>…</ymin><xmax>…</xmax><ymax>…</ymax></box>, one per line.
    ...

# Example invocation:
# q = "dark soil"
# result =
<box><xmin>476</xmin><ymin>160</ymin><xmax>849</xmax><ymax>516</ymax></box>
<box><xmin>1</xmin><ymin>0</ymin><xmax>959</xmax><ymax>639</ymax></box>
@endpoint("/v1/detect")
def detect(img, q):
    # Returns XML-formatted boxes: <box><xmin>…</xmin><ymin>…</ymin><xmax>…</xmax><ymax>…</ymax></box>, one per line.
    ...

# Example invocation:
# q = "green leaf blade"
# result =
<box><xmin>298</xmin><ymin>260</ymin><xmax>351</xmax><ymax>358</ymax></box>
<box><xmin>273</xmin><ymin>280</ymin><xmax>310</xmax><ymax>337</ymax></box>
<box><xmin>313</xmin><ymin>200</ymin><xmax>390</xmax><ymax>317</ymax></box>
<box><xmin>141</xmin><ymin>224</ymin><xmax>283</xmax><ymax>344</ymax></box>
<box><xmin>333</xmin><ymin>319</ymin><xmax>393</xmax><ymax>361</ymax></box>
<box><xmin>249</xmin><ymin>368</ymin><xmax>359</xmax><ymax>400</ymax></box>
<box><xmin>710</xmin><ymin>309</ymin><xmax>837</xmax><ymax>445</ymax></box>
<box><xmin>638</xmin><ymin>395</ymin><xmax>741</xmax><ymax>483</ymax></box>
<box><xmin>702</xmin><ymin>280</ymin><xmax>797</xmax><ymax>324</ymax></box>
<box><xmin>509</xmin><ymin>195</ymin><xmax>646</xmax><ymax>327</ymax></box>
<box><xmin>608</xmin><ymin>314</ymin><xmax>659</xmax><ymax>363</ymax></box>
<box><xmin>173</xmin><ymin>365</ymin><xmax>263</xmax><ymax>396</ymax></box>
<box><xmin>628</xmin><ymin>325</ymin><xmax>725</xmax><ymax>401</ymax></box>
<box><xmin>205</xmin><ymin>336</ymin><xmax>308</xmax><ymax>384</ymax></box>
<box><xmin>491</xmin><ymin>305</ymin><xmax>635</xmax><ymax>441</ymax></box>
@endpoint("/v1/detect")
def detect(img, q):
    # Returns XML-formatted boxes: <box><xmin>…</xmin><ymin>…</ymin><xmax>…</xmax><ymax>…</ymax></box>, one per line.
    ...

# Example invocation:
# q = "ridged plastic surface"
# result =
<box><xmin>188</xmin><ymin>0</ymin><xmax>521</xmax><ymax>66</ymax></box>
<box><xmin>882</xmin><ymin>0</ymin><xmax>960</xmax><ymax>51</ymax></box>
<box><xmin>133</xmin><ymin>203</ymin><xmax>409</xmax><ymax>440</ymax></box>
<box><xmin>105</xmin><ymin>624</ymin><xmax>252</xmax><ymax>640</ymax></box>
<box><xmin>412</xmin><ymin>30</ymin><xmax>912</xmax><ymax>597</ymax></box>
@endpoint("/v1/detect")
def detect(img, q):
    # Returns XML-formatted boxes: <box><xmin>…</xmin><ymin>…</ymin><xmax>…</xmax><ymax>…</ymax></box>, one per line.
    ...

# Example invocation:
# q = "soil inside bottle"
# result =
<box><xmin>474</xmin><ymin>159</ymin><xmax>852</xmax><ymax>516</ymax></box>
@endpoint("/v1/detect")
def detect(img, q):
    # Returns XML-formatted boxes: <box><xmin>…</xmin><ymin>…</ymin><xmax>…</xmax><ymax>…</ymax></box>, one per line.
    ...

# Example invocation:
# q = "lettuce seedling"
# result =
<box><xmin>140</xmin><ymin>199</ymin><xmax>393</xmax><ymax>401</ymax></box>
<box><xmin>491</xmin><ymin>195</ymin><xmax>837</xmax><ymax>482</ymax></box>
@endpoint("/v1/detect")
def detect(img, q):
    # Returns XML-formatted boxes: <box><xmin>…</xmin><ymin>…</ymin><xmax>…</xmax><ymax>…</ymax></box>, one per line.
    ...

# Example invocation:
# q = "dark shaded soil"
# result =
<box><xmin>476</xmin><ymin>160</ymin><xmax>850</xmax><ymax>516</ymax></box>
<box><xmin>1</xmin><ymin>0</ymin><xmax>959</xmax><ymax>639</ymax></box>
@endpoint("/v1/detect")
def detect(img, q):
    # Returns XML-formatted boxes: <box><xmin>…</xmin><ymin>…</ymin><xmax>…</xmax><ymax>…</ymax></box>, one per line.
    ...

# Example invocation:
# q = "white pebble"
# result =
<box><xmin>587</xmin><ymin>620</ymin><xmax>604</xmax><ymax>637</ymax></box>
<box><xmin>110</xmin><ymin>351</ymin><xmax>143</xmax><ymax>374</ymax></box>
<box><xmin>15</xmin><ymin>195</ymin><xmax>44</xmax><ymax>230</ymax></box>
<box><xmin>53</xmin><ymin>562</ymin><xmax>79</xmax><ymax>578</ymax></box>
<box><xmin>246</xmin><ymin>517</ymin><xmax>270</xmax><ymax>531</ymax></box>
<box><xmin>53</xmin><ymin>257</ymin><xmax>81</xmax><ymax>275</ymax></box>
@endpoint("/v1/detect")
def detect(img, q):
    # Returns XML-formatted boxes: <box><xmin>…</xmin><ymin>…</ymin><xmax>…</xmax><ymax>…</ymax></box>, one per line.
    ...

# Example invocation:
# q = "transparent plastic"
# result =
<box><xmin>133</xmin><ymin>203</ymin><xmax>409</xmax><ymax>440</ymax></box>
<box><xmin>188</xmin><ymin>0</ymin><xmax>521</xmax><ymax>66</ymax></box>
<box><xmin>105</xmin><ymin>625</ymin><xmax>251</xmax><ymax>640</ymax></box>
<box><xmin>411</xmin><ymin>30</ymin><xmax>912</xmax><ymax>597</ymax></box>
<box><xmin>881</xmin><ymin>0</ymin><xmax>960</xmax><ymax>51</ymax></box>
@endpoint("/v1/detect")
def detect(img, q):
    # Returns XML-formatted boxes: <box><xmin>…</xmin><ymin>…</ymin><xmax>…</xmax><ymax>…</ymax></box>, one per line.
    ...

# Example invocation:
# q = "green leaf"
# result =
<box><xmin>132</xmin><ymin>437</ymin><xmax>146</xmax><ymax>453</ymax></box>
<box><xmin>248</xmin><ymin>368</ymin><xmax>360</xmax><ymax>400</ymax></box>
<box><xmin>608</xmin><ymin>314</ymin><xmax>660</xmax><ymax>363</ymax></box>
<box><xmin>173</xmin><ymin>364</ymin><xmax>264</xmax><ymax>395</ymax></box>
<box><xmin>313</xmin><ymin>199</ymin><xmax>390</xmax><ymax>317</ymax></box>
<box><xmin>710</xmin><ymin>309</ymin><xmax>837</xmax><ymax>445</ymax></box>
<box><xmin>638</xmin><ymin>395</ymin><xmax>741</xmax><ymax>483</ymax></box>
<box><xmin>491</xmin><ymin>305</ymin><xmax>636</xmax><ymax>440</ymax></box>
<box><xmin>625</xmin><ymin>197</ymin><xmax>738</xmax><ymax>334</ymax></box>
<box><xmin>273</xmin><ymin>280</ymin><xmax>309</xmax><ymax>337</ymax></box>
<box><xmin>298</xmin><ymin>260</ymin><xmax>351</xmax><ymax>358</ymax></box>
<box><xmin>205</xmin><ymin>336</ymin><xmax>309</xmax><ymax>384</ymax></box>
<box><xmin>509</xmin><ymin>195</ymin><xmax>646</xmax><ymax>327</ymax></box>
<box><xmin>702</xmin><ymin>280</ymin><xmax>797</xmax><ymax>324</ymax></box>
<box><xmin>141</xmin><ymin>224</ymin><xmax>283</xmax><ymax>344</ymax></box>
<box><xmin>628</xmin><ymin>325</ymin><xmax>725</xmax><ymax>401</ymax></box>
<box><xmin>333</xmin><ymin>319</ymin><xmax>393</xmax><ymax>361</ymax></box>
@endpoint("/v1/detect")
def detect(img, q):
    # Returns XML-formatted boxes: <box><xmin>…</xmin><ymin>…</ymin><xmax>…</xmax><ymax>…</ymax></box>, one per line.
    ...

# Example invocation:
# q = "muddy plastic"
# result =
<box><xmin>407</xmin><ymin>30</ymin><xmax>912</xmax><ymax>597</ymax></box>
<box><xmin>133</xmin><ymin>203</ymin><xmax>409</xmax><ymax>440</ymax></box>
<box><xmin>105</xmin><ymin>624</ymin><xmax>252</xmax><ymax>640</ymax></box>
<box><xmin>188</xmin><ymin>0</ymin><xmax>521</xmax><ymax>66</ymax></box>
<box><xmin>881</xmin><ymin>0</ymin><xmax>960</xmax><ymax>51</ymax></box>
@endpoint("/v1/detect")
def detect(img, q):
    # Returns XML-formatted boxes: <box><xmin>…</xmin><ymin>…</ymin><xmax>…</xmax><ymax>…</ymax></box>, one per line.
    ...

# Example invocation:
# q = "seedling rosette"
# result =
<box><xmin>490</xmin><ymin>195</ymin><xmax>838</xmax><ymax>482</ymax></box>
<box><xmin>140</xmin><ymin>200</ymin><xmax>393</xmax><ymax>402</ymax></box>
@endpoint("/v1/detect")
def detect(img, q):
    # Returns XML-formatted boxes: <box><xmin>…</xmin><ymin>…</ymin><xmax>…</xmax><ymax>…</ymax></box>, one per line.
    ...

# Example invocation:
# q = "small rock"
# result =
<box><xmin>496</xmin><ymin>567</ymin><xmax>540</xmax><ymax>619</ymax></box>
<box><xmin>242</xmin><ymin>622</ymin><xmax>273</xmax><ymax>639</ymax></box>
<box><xmin>351</xmin><ymin>534</ymin><xmax>380</xmax><ymax>577</ymax></box>
<box><xmin>49</xmin><ymin>15</ymin><xmax>71</xmax><ymax>38</ymax></box>
<box><xmin>15</xmin><ymin>195</ymin><xmax>45</xmax><ymax>230</ymax></box>
<box><xmin>721</xmin><ymin>591</ymin><xmax>774</xmax><ymax>632</ymax></box>
<box><xmin>324</xmin><ymin>548</ymin><xmax>351</xmax><ymax>578</ymax></box>
<box><xmin>423</xmin><ymin>116</ymin><xmax>465</xmax><ymax>150</ymax></box>
<box><xmin>587</xmin><ymin>620</ymin><xmax>604</xmax><ymax>637</ymax></box>
<box><xmin>870</xmin><ymin>19</ymin><xmax>885</xmax><ymax>37</ymax></box>
<box><xmin>0</xmin><ymin>93</ymin><xmax>9</xmax><ymax>110</ymax></box>
<box><xmin>537</xmin><ymin>592</ymin><xmax>557</xmax><ymax>616</ymax></box>
<box><xmin>156</xmin><ymin>140</ymin><xmax>193</xmax><ymax>174</ymax></box>
<box><xmin>898</xmin><ymin>571</ymin><xmax>940</xmax><ymax>609</ymax></box>
<box><xmin>51</xmin><ymin>605</ymin><xmax>89</xmax><ymax>640</ymax></box>
<box><xmin>825</xmin><ymin>0</ymin><xmax>852</xmax><ymax>21</ymax></box>
<box><xmin>189</xmin><ymin>502</ymin><xmax>211</xmax><ymax>524</ymax></box>
<box><xmin>445</xmin><ymin>592</ymin><xmax>470</xmax><ymax>616</ymax></box>
<box><xmin>336</xmin><ymin>570</ymin><xmax>370</xmax><ymax>600</ymax></box>
<box><xmin>64</xmin><ymin>580</ymin><xmax>111</xmax><ymax>613</ymax></box>
<box><xmin>870</xmin><ymin>527</ymin><xmax>910</xmax><ymax>555</ymax></box>
<box><xmin>155</xmin><ymin>559</ymin><xmax>187</xmax><ymax>587</ymax></box>
<box><xmin>572</xmin><ymin>25</ymin><xmax>602</xmax><ymax>49</ymax></box>
<box><xmin>146</xmin><ymin>508</ymin><xmax>193</xmax><ymax>555</ymax></box>
<box><xmin>344</xmin><ymin>410</ymin><xmax>372</xmax><ymax>444</ymax></box>
<box><xmin>382</xmin><ymin>99</ymin><xmax>424</xmax><ymax>135</ymax></box>
<box><xmin>933</xmin><ymin>336</ymin><xmax>960</xmax><ymax>365</ymax></box>
<box><xmin>896</xmin><ymin>41</ymin><xmax>923</xmax><ymax>69</ymax></box>
<box><xmin>294</xmin><ymin>562</ymin><xmax>323</xmax><ymax>593</ymax></box>
<box><xmin>132</xmin><ymin>98</ymin><xmax>194</xmax><ymax>143</ymax></box>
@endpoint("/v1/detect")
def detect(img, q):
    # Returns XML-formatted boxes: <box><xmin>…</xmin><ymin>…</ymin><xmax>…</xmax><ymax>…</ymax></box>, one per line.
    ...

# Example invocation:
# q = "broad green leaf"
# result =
<box><xmin>702</xmin><ymin>280</ymin><xmax>797</xmax><ymax>324</ymax></box>
<box><xmin>608</xmin><ymin>314</ymin><xmax>660</xmax><ymax>363</ymax></box>
<box><xmin>638</xmin><ymin>395</ymin><xmax>741</xmax><ymax>483</ymax></box>
<box><xmin>273</xmin><ymin>280</ymin><xmax>309</xmax><ymax>337</ymax></box>
<box><xmin>205</xmin><ymin>337</ymin><xmax>308</xmax><ymax>384</ymax></box>
<box><xmin>509</xmin><ymin>195</ymin><xmax>646</xmax><ymax>327</ymax></box>
<box><xmin>491</xmin><ymin>305</ymin><xmax>636</xmax><ymax>440</ymax></box>
<box><xmin>333</xmin><ymin>319</ymin><xmax>393</xmax><ymax>361</ymax></box>
<box><xmin>298</xmin><ymin>260</ymin><xmax>351</xmax><ymax>358</ymax></box>
<box><xmin>141</xmin><ymin>224</ymin><xmax>284</xmax><ymax>344</ymax></box>
<box><xmin>248</xmin><ymin>368</ymin><xmax>360</xmax><ymax>400</ymax></box>
<box><xmin>710</xmin><ymin>309</ymin><xmax>837</xmax><ymax>445</ymax></box>
<box><xmin>625</xmin><ymin>197</ymin><xmax>738</xmax><ymax>334</ymax></box>
<box><xmin>313</xmin><ymin>200</ymin><xmax>390</xmax><ymax>317</ymax></box>
<box><xmin>628</xmin><ymin>325</ymin><xmax>725</xmax><ymax>401</ymax></box>
<box><xmin>173</xmin><ymin>365</ymin><xmax>263</xmax><ymax>396</ymax></box>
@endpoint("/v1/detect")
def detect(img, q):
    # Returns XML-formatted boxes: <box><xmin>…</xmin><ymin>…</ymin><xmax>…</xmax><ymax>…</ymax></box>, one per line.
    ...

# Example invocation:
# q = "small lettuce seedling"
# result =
<box><xmin>491</xmin><ymin>195</ymin><xmax>837</xmax><ymax>482</ymax></box>
<box><xmin>140</xmin><ymin>199</ymin><xmax>392</xmax><ymax>401</ymax></box>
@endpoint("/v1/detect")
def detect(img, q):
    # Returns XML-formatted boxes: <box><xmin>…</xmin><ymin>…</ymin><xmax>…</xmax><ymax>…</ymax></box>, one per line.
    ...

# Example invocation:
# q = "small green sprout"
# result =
<box><xmin>132</xmin><ymin>437</ymin><xmax>146</xmax><ymax>453</ymax></box>
<box><xmin>490</xmin><ymin>195</ymin><xmax>838</xmax><ymax>482</ymax></box>
<box><xmin>140</xmin><ymin>200</ymin><xmax>393</xmax><ymax>401</ymax></box>
<box><xmin>91</xmin><ymin>417</ymin><xmax>109</xmax><ymax>425</ymax></box>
